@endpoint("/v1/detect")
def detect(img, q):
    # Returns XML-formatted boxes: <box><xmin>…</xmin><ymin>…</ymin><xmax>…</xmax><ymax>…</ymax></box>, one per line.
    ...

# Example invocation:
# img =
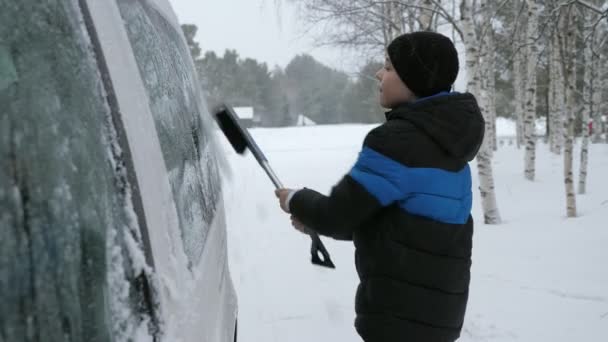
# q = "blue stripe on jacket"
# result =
<box><xmin>348</xmin><ymin>147</ymin><xmax>472</xmax><ymax>225</ymax></box>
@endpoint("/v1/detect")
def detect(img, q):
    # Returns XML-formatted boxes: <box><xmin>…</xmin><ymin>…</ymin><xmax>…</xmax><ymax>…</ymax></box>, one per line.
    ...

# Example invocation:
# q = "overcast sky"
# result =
<box><xmin>168</xmin><ymin>0</ymin><xmax>467</xmax><ymax>90</ymax></box>
<box><xmin>168</xmin><ymin>0</ymin><xmax>350</xmax><ymax>71</ymax></box>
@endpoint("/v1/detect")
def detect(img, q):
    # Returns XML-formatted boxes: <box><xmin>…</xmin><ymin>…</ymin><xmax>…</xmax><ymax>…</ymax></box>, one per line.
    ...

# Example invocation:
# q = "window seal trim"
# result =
<box><xmin>78</xmin><ymin>0</ymin><xmax>156</xmax><ymax>270</ymax></box>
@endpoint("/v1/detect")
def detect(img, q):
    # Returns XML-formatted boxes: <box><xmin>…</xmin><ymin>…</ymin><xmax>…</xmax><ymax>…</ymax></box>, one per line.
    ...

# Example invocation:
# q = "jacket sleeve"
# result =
<box><xmin>289</xmin><ymin>175</ymin><xmax>382</xmax><ymax>241</ymax></box>
<box><xmin>289</xmin><ymin>126</ymin><xmax>409</xmax><ymax>240</ymax></box>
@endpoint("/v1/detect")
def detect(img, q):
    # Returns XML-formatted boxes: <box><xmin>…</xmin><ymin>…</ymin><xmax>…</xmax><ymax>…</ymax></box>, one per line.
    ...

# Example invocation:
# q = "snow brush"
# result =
<box><xmin>213</xmin><ymin>104</ymin><xmax>336</xmax><ymax>269</ymax></box>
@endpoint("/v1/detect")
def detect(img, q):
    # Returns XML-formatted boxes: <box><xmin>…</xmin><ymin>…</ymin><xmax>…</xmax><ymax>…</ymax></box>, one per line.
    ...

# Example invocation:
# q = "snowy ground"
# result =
<box><xmin>220</xmin><ymin>124</ymin><xmax>608</xmax><ymax>342</ymax></box>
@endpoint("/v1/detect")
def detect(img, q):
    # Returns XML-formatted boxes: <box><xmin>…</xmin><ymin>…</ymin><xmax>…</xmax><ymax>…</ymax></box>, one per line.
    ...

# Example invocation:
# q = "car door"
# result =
<box><xmin>83</xmin><ymin>0</ymin><xmax>237</xmax><ymax>340</ymax></box>
<box><xmin>1</xmin><ymin>0</ymin><xmax>237</xmax><ymax>340</ymax></box>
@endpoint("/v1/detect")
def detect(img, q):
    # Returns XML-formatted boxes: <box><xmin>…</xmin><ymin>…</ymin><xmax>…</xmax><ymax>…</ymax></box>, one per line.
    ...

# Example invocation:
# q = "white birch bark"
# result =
<box><xmin>483</xmin><ymin>25</ymin><xmax>498</xmax><ymax>152</ymax></box>
<box><xmin>452</xmin><ymin>0</ymin><xmax>458</xmax><ymax>44</ymax></box>
<box><xmin>513</xmin><ymin>1</ymin><xmax>526</xmax><ymax>149</ymax></box>
<box><xmin>407</xmin><ymin>6</ymin><xmax>417</xmax><ymax>32</ymax></box>
<box><xmin>383</xmin><ymin>3</ymin><xmax>395</xmax><ymax>44</ymax></box>
<box><xmin>392</xmin><ymin>2</ymin><xmax>405</xmax><ymax>36</ymax></box>
<box><xmin>549</xmin><ymin>31</ymin><xmax>565</xmax><ymax>153</ymax></box>
<box><xmin>591</xmin><ymin>52</ymin><xmax>602</xmax><ymax>143</ymax></box>
<box><xmin>382</xmin><ymin>2</ymin><xmax>404</xmax><ymax>44</ymax></box>
<box><xmin>418</xmin><ymin>0</ymin><xmax>434</xmax><ymax>30</ymax></box>
<box><xmin>578</xmin><ymin>14</ymin><xmax>593</xmax><ymax>194</ymax></box>
<box><xmin>592</xmin><ymin>29</ymin><xmax>606</xmax><ymax>143</ymax></box>
<box><xmin>603</xmin><ymin>52</ymin><xmax>608</xmax><ymax>144</ymax></box>
<box><xmin>523</xmin><ymin>0</ymin><xmax>541</xmax><ymax>181</ymax></box>
<box><xmin>560</xmin><ymin>8</ymin><xmax>577</xmax><ymax>217</ymax></box>
<box><xmin>598</xmin><ymin>52</ymin><xmax>606</xmax><ymax>142</ymax></box>
<box><xmin>548</xmin><ymin>34</ymin><xmax>556</xmax><ymax>151</ymax></box>
<box><xmin>461</xmin><ymin>0</ymin><xmax>501</xmax><ymax>224</ymax></box>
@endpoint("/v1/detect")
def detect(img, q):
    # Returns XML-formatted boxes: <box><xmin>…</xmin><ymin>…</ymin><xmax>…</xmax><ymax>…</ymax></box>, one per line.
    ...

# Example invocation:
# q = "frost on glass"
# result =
<box><xmin>0</xmin><ymin>1</ymin><xmax>148</xmax><ymax>341</ymax></box>
<box><xmin>117</xmin><ymin>0</ymin><xmax>221</xmax><ymax>267</ymax></box>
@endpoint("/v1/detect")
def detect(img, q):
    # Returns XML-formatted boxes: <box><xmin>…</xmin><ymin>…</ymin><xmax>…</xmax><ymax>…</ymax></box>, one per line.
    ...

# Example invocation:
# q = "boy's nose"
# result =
<box><xmin>375</xmin><ymin>69</ymin><xmax>383</xmax><ymax>81</ymax></box>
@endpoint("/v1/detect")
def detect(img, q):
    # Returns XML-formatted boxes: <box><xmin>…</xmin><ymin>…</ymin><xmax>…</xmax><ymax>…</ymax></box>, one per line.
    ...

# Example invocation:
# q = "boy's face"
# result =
<box><xmin>376</xmin><ymin>57</ymin><xmax>416</xmax><ymax>109</ymax></box>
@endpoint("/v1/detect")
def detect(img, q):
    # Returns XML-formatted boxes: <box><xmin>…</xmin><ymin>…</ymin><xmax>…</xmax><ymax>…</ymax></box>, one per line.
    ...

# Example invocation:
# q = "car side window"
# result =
<box><xmin>116</xmin><ymin>0</ymin><xmax>221</xmax><ymax>267</ymax></box>
<box><xmin>0</xmin><ymin>1</ymin><xmax>151</xmax><ymax>340</ymax></box>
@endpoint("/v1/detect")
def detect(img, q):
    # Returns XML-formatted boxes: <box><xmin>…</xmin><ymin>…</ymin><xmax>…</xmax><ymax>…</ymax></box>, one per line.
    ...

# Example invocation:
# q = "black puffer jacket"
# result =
<box><xmin>290</xmin><ymin>92</ymin><xmax>485</xmax><ymax>342</ymax></box>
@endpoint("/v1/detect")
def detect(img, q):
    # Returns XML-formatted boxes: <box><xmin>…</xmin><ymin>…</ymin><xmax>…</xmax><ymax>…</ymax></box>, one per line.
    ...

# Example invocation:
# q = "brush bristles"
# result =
<box><xmin>214</xmin><ymin>106</ymin><xmax>248</xmax><ymax>154</ymax></box>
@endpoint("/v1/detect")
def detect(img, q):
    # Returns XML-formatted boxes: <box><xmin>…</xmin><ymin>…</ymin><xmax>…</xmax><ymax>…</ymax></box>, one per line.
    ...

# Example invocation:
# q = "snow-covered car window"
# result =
<box><xmin>117</xmin><ymin>0</ymin><xmax>221</xmax><ymax>267</ymax></box>
<box><xmin>0</xmin><ymin>1</ymin><xmax>146</xmax><ymax>340</ymax></box>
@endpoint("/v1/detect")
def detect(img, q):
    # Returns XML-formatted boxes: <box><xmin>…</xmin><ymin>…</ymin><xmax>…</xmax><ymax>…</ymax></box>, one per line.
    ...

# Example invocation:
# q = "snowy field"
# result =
<box><xmin>220</xmin><ymin>124</ymin><xmax>608</xmax><ymax>342</ymax></box>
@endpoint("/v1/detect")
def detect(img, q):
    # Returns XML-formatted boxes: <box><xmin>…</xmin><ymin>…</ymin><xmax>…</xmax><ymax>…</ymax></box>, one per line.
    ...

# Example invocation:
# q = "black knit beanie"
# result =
<box><xmin>387</xmin><ymin>31</ymin><xmax>459</xmax><ymax>98</ymax></box>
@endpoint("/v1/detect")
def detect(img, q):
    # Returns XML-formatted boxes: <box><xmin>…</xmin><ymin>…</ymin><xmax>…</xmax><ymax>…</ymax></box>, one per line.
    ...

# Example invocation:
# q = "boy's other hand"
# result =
<box><xmin>275</xmin><ymin>188</ymin><xmax>294</xmax><ymax>213</ymax></box>
<box><xmin>290</xmin><ymin>215</ymin><xmax>310</xmax><ymax>235</ymax></box>
<box><xmin>274</xmin><ymin>189</ymin><xmax>312</xmax><ymax>234</ymax></box>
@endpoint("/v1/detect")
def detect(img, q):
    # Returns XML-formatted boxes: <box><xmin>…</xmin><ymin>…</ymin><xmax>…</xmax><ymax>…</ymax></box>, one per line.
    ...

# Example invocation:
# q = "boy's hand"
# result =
<box><xmin>275</xmin><ymin>188</ymin><xmax>312</xmax><ymax>235</ymax></box>
<box><xmin>290</xmin><ymin>215</ymin><xmax>311</xmax><ymax>235</ymax></box>
<box><xmin>275</xmin><ymin>188</ymin><xmax>294</xmax><ymax>213</ymax></box>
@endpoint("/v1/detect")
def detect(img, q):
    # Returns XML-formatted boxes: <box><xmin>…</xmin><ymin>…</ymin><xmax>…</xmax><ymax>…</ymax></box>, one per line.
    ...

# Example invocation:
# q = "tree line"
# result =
<box><xmin>182</xmin><ymin>24</ymin><xmax>384</xmax><ymax>126</ymax></box>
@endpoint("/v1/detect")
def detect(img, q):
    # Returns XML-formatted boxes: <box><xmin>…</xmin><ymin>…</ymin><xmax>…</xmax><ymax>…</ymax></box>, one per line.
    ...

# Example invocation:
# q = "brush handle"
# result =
<box><xmin>260</xmin><ymin>160</ymin><xmax>283</xmax><ymax>189</ymax></box>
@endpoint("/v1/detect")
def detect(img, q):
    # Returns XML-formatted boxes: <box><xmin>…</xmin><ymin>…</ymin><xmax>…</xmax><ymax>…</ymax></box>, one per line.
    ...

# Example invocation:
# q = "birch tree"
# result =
<box><xmin>486</xmin><ymin>30</ymin><xmax>498</xmax><ymax>152</ymax></box>
<box><xmin>558</xmin><ymin>6</ymin><xmax>577</xmax><ymax>217</ymax></box>
<box><xmin>481</xmin><ymin>8</ymin><xmax>498</xmax><ymax>152</ymax></box>
<box><xmin>591</xmin><ymin>21</ymin><xmax>607</xmax><ymax>143</ymax></box>
<box><xmin>548</xmin><ymin>27</ymin><xmax>565</xmax><ymax>154</ymax></box>
<box><xmin>461</xmin><ymin>0</ymin><xmax>502</xmax><ymax>224</ymax></box>
<box><xmin>578</xmin><ymin>10</ymin><xmax>593</xmax><ymax>194</ymax></box>
<box><xmin>590</xmin><ymin>48</ymin><xmax>603</xmax><ymax>144</ymax></box>
<box><xmin>512</xmin><ymin>1</ymin><xmax>527</xmax><ymax>149</ymax></box>
<box><xmin>418</xmin><ymin>0</ymin><xmax>435</xmax><ymax>30</ymax></box>
<box><xmin>578</xmin><ymin>0</ymin><xmax>607</xmax><ymax>191</ymax></box>
<box><xmin>596</xmin><ymin>45</ymin><xmax>607</xmax><ymax>143</ymax></box>
<box><xmin>288</xmin><ymin>1</ymin><xmax>394</xmax><ymax>57</ymax></box>
<box><xmin>523</xmin><ymin>0</ymin><xmax>541</xmax><ymax>181</ymax></box>
<box><xmin>384</xmin><ymin>1</ymin><xmax>404</xmax><ymax>42</ymax></box>
<box><xmin>602</xmin><ymin>38</ymin><xmax>608</xmax><ymax>144</ymax></box>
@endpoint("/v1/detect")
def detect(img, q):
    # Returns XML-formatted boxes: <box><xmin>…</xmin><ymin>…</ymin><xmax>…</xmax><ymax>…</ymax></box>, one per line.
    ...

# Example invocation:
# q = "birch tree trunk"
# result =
<box><xmin>484</xmin><ymin>26</ymin><xmax>498</xmax><ymax>152</ymax></box>
<box><xmin>407</xmin><ymin>6</ymin><xmax>417</xmax><ymax>32</ymax></box>
<box><xmin>590</xmin><ymin>54</ymin><xmax>602</xmax><ymax>143</ymax></box>
<box><xmin>384</xmin><ymin>3</ymin><xmax>396</xmax><ymax>42</ymax></box>
<box><xmin>513</xmin><ymin>1</ymin><xmax>526</xmax><ymax>149</ymax></box>
<box><xmin>560</xmin><ymin>8</ymin><xmax>577</xmax><ymax>217</ymax></box>
<box><xmin>382</xmin><ymin>2</ymin><xmax>403</xmax><ymax>44</ymax></box>
<box><xmin>592</xmin><ymin>32</ymin><xmax>606</xmax><ymax>143</ymax></box>
<box><xmin>418</xmin><ymin>0</ymin><xmax>434</xmax><ymax>30</ymax></box>
<box><xmin>604</xmin><ymin>51</ymin><xmax>608</xmax><ymax>144</ymax></box>
<box><xmin>548</xmin><ymin>34</ymin><xmax>556</xmax><ymax>151</ymax></box>
<box><xmin>595</xmin><ymin>52</ymin><xmax>605</xmax><ymax>142</ymax></box>
<box><xmin>461</xmin><ymin>0</ymin><xmax>501</xmax><ymax>224</ymax></box>
<box><xmin>523</xmin><ymin>0</ymin><xmax>541</xmax><ymax>181</ymax></box>
<box><xmin>578</xmin><ymin>15</ymin><xmax>593</xmax><ymax>194</ymax></box>
<box><xmin>598</xmin><ymin>53</ymin><xmax>608</xmax><ymax>144</ymax></box>
<box><xmin>452</xmin><ymin>0</ymin><xmax>458</xmax><ymax>45</ymax></box>
<box><xmin>392</xmin><ymin>2</ymin><xmax>405</xmax><ymax>35</ymax></box>
<box><xmin>549</xmin><ymin>31</ymin><xmax>564</xmax><ymax>153</ymax></box>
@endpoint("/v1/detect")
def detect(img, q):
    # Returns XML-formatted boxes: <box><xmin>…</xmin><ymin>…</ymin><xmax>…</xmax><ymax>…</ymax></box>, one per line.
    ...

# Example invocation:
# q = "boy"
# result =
<box><xmin>276</xmin><ymin>31</ymin><xmax>484</xmax><ymax>342</ymax></box>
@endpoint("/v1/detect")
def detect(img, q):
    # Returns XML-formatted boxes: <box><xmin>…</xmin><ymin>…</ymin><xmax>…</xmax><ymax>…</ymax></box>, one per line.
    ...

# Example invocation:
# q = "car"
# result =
<box><xmin>0</xmin><ymin>0</ymin><xmax>238</xmax><ymax>341</ymax></box>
